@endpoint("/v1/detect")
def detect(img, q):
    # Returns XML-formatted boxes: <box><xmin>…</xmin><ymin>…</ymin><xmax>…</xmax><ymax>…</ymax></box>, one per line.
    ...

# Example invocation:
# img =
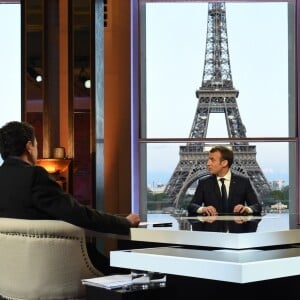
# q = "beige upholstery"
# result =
<box><xmin>0</xmin><ymin>218</ymin><xmax>103</xmax><ymax>300</ymax></box>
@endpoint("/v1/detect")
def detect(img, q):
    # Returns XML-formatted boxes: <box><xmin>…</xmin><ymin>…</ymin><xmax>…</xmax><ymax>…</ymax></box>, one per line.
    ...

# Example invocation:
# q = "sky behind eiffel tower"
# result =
<box><xmin>145</xmin><ymin>2</ymin><xmax>289</xmax><ymax>187</ymax></box>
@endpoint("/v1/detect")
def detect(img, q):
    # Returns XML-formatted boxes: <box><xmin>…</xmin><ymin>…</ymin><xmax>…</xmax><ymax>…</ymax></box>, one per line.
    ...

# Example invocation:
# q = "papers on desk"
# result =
<box><xmin>82</xmin><ymin>274</ymin><xmax>132</xmax><ymax>289</ymax></box>
<box><xmin>82</xmin><ymin>272</ymin><xmax>167</xmax><ymax>289</ymax></box>
<box><xmin>139</xmin><ymin>221</ymin><xmax>173</xmax><ymax>227</ymax></box>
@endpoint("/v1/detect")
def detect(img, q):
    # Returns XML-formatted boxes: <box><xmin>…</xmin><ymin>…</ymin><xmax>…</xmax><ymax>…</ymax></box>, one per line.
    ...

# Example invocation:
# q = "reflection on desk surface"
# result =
<box><xmin>132</xmin><ymin>213</ymin><xmax>300</xmax><ymax>249</ymax></box>
<box><xmin>186</xmin><ymin>215</ymin><xmax>261</xmax><ymax>233</ymax></box>
<box><xmin>145</xmin><ymin>212</ymin><xmax>295</xmax><ymax>233</ymax></box>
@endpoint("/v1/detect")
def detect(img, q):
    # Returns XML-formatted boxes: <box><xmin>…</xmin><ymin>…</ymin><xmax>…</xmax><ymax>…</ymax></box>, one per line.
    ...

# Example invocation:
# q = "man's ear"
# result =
<box><xmin>25</xmin><ymin>140</ymin><xmax>33</xmax><ymax>153</ymax></box>
<box><xmin>221</xmin><ymin>159</ymin><xmax>228</xmax><ymax>167</ymax></box>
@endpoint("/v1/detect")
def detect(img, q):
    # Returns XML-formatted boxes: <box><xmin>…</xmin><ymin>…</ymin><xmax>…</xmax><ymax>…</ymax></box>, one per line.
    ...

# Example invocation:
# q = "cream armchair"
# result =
<box><xmin>0</xmin><ymin>218</ymin><xmax>103</xmax><ymax>300</ymax></box>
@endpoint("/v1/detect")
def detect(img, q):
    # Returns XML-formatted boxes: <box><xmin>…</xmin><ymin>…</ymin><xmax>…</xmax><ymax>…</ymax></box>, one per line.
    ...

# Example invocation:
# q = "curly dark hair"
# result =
<box><xmin>0</xmin><ymin>121</ymin><xmax>35</xmax><ymax>160</ymax></box>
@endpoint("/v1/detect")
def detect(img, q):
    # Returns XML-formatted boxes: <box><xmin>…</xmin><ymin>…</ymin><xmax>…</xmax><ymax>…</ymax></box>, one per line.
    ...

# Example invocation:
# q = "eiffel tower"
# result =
<box><xmin>164</xmin><ymin>2</ymin><xmax>271</xmax><ymax>209</ymax></box>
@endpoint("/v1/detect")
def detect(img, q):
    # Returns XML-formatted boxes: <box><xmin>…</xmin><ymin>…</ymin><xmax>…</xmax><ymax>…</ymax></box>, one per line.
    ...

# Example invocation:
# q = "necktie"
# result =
<box><xmin>220</xmin><ymin>178</ymin><xmax>228</xmax><ymax>213</ymax></box>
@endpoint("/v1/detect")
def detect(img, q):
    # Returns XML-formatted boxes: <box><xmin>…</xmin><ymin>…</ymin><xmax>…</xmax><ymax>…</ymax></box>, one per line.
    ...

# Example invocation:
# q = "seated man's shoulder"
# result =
<box><xmin>231</xmin><ymin>172</ymin><xmax>250</xmax><ymax>181</ymax></box>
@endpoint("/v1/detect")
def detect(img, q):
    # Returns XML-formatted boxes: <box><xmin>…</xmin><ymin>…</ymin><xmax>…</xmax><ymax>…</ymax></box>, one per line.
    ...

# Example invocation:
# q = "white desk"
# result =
<box><xmin>110</xmin><ymin>213</ymin><xmax>300</xmax><ymax>285</ymax></box>
<box><xmin>130</xmin><ymin>214</ymin><xmax>300</xmax><ymax>249</ymax></box>
<box><xmin>111</xmin><ymin>246</ymin><xmax>300</xmax><ymax>283</ymax></box>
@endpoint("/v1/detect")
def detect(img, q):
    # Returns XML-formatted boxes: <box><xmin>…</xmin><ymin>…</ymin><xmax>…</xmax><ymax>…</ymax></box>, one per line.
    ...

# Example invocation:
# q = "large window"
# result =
<box><xmin>0</xmin><ymin>3</ymin><xmax>21</xmax><ymax>164</ymax></box>
<box><xmin>134</xmin><ymin>0</ymin><xmax>297</xmax><ymax>216</ymax></box>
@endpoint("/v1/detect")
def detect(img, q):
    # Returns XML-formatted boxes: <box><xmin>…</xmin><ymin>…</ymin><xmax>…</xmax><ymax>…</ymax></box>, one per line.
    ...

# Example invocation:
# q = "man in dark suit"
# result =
<box><xmin>0</xmin><ymin>120</ymin><xmax>140</xmax><ymax>274</ymax></box>
<box><xmin>187</xmin><ymin>145</ymin><xmax>262</xmax><ymax>216</ymax></box>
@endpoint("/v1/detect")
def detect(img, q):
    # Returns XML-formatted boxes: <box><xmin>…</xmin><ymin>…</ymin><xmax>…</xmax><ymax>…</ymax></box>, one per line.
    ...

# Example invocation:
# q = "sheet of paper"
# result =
<box><xmin>139</xmin><ymin>221</ymin><xmax>173</xmax><ymax>227</ymax></box>
<box><xmin>82</xmin><ymin>274</ymin><xmax>132</xmax><ymax>289</ymax></box>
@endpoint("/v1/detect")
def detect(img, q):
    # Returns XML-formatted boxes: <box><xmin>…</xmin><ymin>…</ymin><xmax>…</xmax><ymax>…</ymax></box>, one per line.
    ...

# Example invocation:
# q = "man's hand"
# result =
<box><xmin>126</xmin><ymin>213</ymin><xmax>141</xmax><ymax>227</ymax></box>
<box><xmin>202</xmin><ymin>205</ymin><xmax>218</xmax><ymax>216</ymax></box>
<box><xmin>233</xmin><ymin>204</ymin><xmax>251</xmax><ymax>215</ymax></box>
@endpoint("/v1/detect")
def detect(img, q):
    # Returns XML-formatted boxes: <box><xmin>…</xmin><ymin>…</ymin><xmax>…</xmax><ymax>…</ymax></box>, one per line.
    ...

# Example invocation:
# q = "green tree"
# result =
<box><xmin>270</xmin><ymin>190</ymin><xmax>284</xmax><ymax>201</ymax></box>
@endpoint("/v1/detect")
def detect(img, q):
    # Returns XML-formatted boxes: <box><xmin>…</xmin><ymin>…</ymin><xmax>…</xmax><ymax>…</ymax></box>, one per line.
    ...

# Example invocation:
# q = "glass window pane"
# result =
<box><xmin>144</xmin><ymin>2</ymin><xmax>290</xmax><ymax>139</ymax></box>
<box><xmin>138</xmin><ymin>0</ymin><xmax>296</xmax><ymax>218</ymax></box>
<box><xmin>0</xmin><ymin>3</ymin><xmax>21</xmax><ymax>165</ymax></box>
<box><xmin>145</xmin><ymin>142</ymin><xmax>293</xmax><ymax>212</ymax></box>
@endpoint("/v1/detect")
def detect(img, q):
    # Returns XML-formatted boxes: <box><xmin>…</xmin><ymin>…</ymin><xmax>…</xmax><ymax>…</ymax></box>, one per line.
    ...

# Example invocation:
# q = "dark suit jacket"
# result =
<box><xmin>187</xmin><ymin>172</ymin><xmax>262</xmax><ymax>215</ymax></box>
<box><xmin>0</xmin><ymin>157</ymin><xmax>131</xmax><ymax>235</ymax></box>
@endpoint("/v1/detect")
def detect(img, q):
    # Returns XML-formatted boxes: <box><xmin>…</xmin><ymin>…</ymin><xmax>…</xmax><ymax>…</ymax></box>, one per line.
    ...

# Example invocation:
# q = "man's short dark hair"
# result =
<box><xmin>0</xmin><ymin>121</ymin><xmax>35</xmax><ymax>160</ymax></box>
<box><xmin>209</xmin><ymin>145</ymin><xmax>234</xmax><ymax>167</ymax></box>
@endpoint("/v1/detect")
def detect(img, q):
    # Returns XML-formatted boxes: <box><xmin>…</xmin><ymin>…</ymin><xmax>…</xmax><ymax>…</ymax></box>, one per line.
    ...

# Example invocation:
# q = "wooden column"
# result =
<box><xmin>58</xmin><ymin>0</ymin><xmax>73</xmax><ymax>158</ymax></box>
<box><xmin>104</xmin><ymin>0</ymin><xmax>132</xmax><ymax>214</ymax></box>
<box><xmin>43</xmin><ymin>0</ymin><xmax>59</xmax><ymax>158</ymax></box>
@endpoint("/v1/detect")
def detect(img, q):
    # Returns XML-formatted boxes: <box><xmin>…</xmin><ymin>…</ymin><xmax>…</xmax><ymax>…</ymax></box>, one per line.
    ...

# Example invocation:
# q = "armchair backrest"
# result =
<box><xmin>0</xmin><ymin>218</ymin><xmax>103</xmax><ymax>300</ymax></box>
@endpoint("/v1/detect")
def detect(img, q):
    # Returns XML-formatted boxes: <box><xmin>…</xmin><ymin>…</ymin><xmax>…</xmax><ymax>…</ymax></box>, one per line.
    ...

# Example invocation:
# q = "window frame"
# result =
<box><xmin>130</xmin><ymin>0</ymin><xmax>299</xmax><ymax>217</ymax></box>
